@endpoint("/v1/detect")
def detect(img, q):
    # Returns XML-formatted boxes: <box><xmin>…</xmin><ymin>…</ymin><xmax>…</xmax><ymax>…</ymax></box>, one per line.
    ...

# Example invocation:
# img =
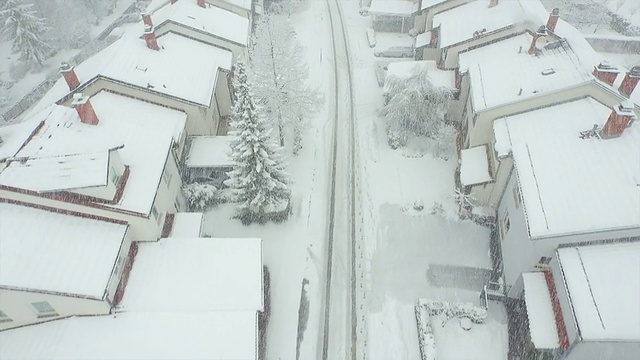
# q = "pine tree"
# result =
<box><xmin>1</xmin><ymin>0</ymin><xmax>54</xmax><ymax>67</ymax></box>
<box><xmin>225</xmin><ymin>60</ymin><xmax>290</xmax><ymax>224</ymax></box>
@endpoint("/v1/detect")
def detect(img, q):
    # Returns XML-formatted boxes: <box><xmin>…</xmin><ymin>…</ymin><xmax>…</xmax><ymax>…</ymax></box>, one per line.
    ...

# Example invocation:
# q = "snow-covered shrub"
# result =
<box><xmin>182</xmin><ymin>183</ymin><xmax>219</xmax><ymax>211</ymax></box>
<box><xmin>421</xmin><ymin>299</ymin><xmax>487</xmax><ymax>324</ymax></box>
<box><xmin>431</xmin><ymin>124</ymin><xmax>456</xmax><ymax>161</ymax></box>
<box><xmin>415</xmin><ymin>301</ymin><xmax>438</xmax><ymax>360</ymax></box>
<box><xmin>387</xmin><ymin>124</ymin><xmax>408</xmax><ymax>149</ymax></box>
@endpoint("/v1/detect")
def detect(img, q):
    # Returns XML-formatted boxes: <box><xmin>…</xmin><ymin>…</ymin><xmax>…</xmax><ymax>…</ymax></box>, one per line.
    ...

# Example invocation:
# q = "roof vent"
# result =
<box><xmin>541</xmin><ymin>68</ymin><xmax>556</xmax><ymax>76</ymax></box>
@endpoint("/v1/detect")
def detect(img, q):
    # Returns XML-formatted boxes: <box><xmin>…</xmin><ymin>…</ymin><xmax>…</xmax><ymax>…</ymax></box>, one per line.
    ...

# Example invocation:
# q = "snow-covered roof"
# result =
<box><xmin>459</xmin><ymin>34</ymin><xmax>593</xmax><ymax>112</ymax></box>
<box><xmin>0</xmin><ymin>119</ymin><xmax>40</xmax><ymax>162</ymax></box>
<box><xmin>147</xmin><ymin>0</ymin><xmax>252</xmax><ymax>15</ymax></box>
<box><xmin>459</xmin><ymin>145</ymin><xmax>492</xmax><ymax>186</ymax></box>
<box><xmin>492</xmin><ymin>118</ymin><xmax>510</xmax><ymax>157</ymax></box>
<box><xmin>420</xmin><ymin>0</ymin><xmax>448</xmax><ymax>11</ymax></box>
<box><xmin>368</xmin><ymin>0</ymin><xmax>417</xmax><ymax>16</ymax></box>
<box><xmin>186</xmin><ymin>136</ymin><xmax>234</xmax><ymax>167</ymax></box>
<box><xmin>119</xmin><ymin>237</ymin><xmax>263</xmax><ymax>312</ymax></box>
<box><xmin>557</xmin><ymin>242</ymin><xmax>640</xmax><ymax>341</ymax></box>
<box><xmin>499</xmin><ymin>97</ymin><xmax>640</xmax><ymax>238</ymax></box>
<box><xmin>384</xmin><ymin>60</ymin><xmax>456</xmax><ymax>92</ymax></box>
<box><xmin>30</xmin><ymin>32</ymin><xmax>232</xmax><ymax>115</ymax></box>
<box><xmin>152</xmin><ymin>0</ymin><xmax>250</xmax><ymax>46</ymax></box>
<box><xmin>522</xmin><ymin>272</ymin><xmax>560</xmax><ymax>349</ymax></box>
<box><xmin>415</xmin><ymin>31</ymin><xmax>432</xmax><ymax>48</ymax></box>
<box><xmin>0</xmin><ymin>202</ymin><xmax>127</xmax><ymax>298</ymax></box>
<box><xmin>0</xmin><ymin>311</ymin><xmax>258</xmax><ymax>360</ymax></box>
<box><xmin>4</xmin><ymin>92</ymin><xmax>186</xmax><ymax>215</ymax></box>
<box><xmin>169</xmin><ymin>212</ymin><xmax>204</xmax><ymax>237</ymax></box>
<box><xmin>0</xmin><ymin>151</ymin><xmax>109</xmax><ymax>192</ymax></box>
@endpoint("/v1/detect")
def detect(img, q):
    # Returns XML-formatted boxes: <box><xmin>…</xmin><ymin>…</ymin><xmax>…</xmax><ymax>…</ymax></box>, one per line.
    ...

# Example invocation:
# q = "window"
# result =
<box><xmin>513</xmin><ymin>186</ymin><xmax>521</xmax><ymax>209</ymax></box>
<box><xmin>500</xmin><ymin>211</ymin><xmax>511</xmax><ymax>240</ymax></box>
<box><xmin>538</xmin><ymin>256</ymin><xmax>552</xmax><ymax>265</ymax></box>
<box><xmin>31</xmin><ymin>301</ymin><xmax>58</xmax><ymax>318</ymax></box>
<box><xmin>109</xmin><ymin>167</ymin><xmax>121</xmax><ymax>186</ymax></box>
<box><xmin>0</xmin><ymin>309</ymin><xmax>12</xmax><ymax>323</ymax></box>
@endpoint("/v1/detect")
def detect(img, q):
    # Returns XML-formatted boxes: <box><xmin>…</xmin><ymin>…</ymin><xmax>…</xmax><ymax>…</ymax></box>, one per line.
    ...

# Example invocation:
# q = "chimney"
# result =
<box><xmin>197</xmin><ymin>0</ymin><xmax>206</xmax><ymax>8</ymax></box>
<box><xmin>142</xmin><ymin>13</ymin><xmax>153</xmax><ymax>27</ymax></box>
<box><xmin>602</xmin><ymin>101</ymin><xmax>636</xmax><ymax>138</ymax></box>
<box><xmin>489</xmin><ymin>0</ymin><xmax>499</xmax><ymax>8</ymax></box>
<box><xmin>72</xmin><ymin>94</ymin><xmax>100</xmax><ymax>126</ymax></box>
<box><xmin>143</xmin><ymin>24</ymin><xmax>160</xmax><ymax>51</ymax></box>
<box><xmin>171</xmin><ymin>0</ymin><xmax>178</xmax><ymax>3</ymax></box>
<box><xmin>546</xmin><ymin>8</ymin><xmax>560</xmax><ymax>32</ymax></box>
<box><xmin>528</xmin><ymin>26</ymin><xmax>548</xmax><ymax>55</ymax></box>
<box><xmin>59</xmin><ymin>62</ymin><xmax>80</xmax><ymax>91</ymax></box>
<box><xmin>593</xmin><ymin>61</ymin><xmax>620</xmax><ymax>86</ymax></box>
<box><xmin>618</xmin><ymin>66</ymin><xmax>640</xmax><ymax>97</ymax></box>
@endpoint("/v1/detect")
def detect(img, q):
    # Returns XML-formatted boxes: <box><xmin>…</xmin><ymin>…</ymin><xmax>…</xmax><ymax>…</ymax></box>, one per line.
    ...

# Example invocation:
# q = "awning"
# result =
<box><xmin>522</xmin><ymin>272</ymin><xmax>560</xmax><ymax>349</ymax></box>
<box><xmin>459</xmin><ymin>145</ymin><xmax>492</xmax><ymax>186</ymax></box>
<box><xmin>186</xmin><ymin>136</ymin><xmax>234</xmax><ymax>168</ymax></box>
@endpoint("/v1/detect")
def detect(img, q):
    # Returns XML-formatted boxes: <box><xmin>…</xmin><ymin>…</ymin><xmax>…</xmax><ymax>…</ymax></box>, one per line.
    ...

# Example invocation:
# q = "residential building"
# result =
<box><xmin>414</xmin><ymin>0</ymin><xmax>472</xmax><ymax>33</ymax></box>
<box><xmin>368</xmin><ymin>0</ymin><xmax>417</xmax><ymax>33</ymax></box>
<box><xmin>457</xmin><ymin>32</ymin><xmax>640</xmax><ymax>206</ymax></box>
<box><xmin>30</xmin><ymin>27</ymin><xmax>232</xmax><ymax>136</ymax></box>
<box><xmin>0</xmin><ymin>203</ymin><xmax>131</xmax><ymax>330</ymax></box>
<box><xmin>145</xmin><ymin>0</ymin><xmax>250</xmax><ymax>62</ymax></box>
<box><xmin>0</xmin><ymin>91</ymin><xmax>187</xmax><ymax>241</ymax></box>
<box><xmin>518</xmin><ymin>242</ymin><xmax>640</xmax><ymax>359</ymax></box>
<box><xmin>492</xmin><ymin>97</ymin><xmax>640</xmax><ymax>294</ymax></box>
<box><xmin>147</xmin><ymin>0</ymin><xmax>260</xmax><ymax>21</ymax></box>
<box><xmin>0</xmin><ymin>237</ymin><xmax>265</xmax><ymax>359</ymax></box>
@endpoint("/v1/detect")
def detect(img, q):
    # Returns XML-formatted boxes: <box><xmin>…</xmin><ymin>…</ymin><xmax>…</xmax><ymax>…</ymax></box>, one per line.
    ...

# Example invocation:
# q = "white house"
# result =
<box><xmin>456</xmin><ymin>32</ymin><xmax>640</xmax><ymax>206</ymax></box>
<box><xmin>518</xmin><ymin>242</ymin><xmax>640</xmax><ymax>359</ymax></box>
<box><xmin>0</xmin><ymin>203</ymin><xmax>131</xmax><ymax>330</ymax></box>
<box><xmin>492</xmin><ymin>97</ymin><xmax>640</xmax><ymax>295</ymax></box>
<box><xmin>424</xmin><ymin>0</ymin><xmax>552</xmax><ymax>68</ymax></box>
<box><xmin>413</xmin><ymin>0</ymin><xmax>472</xmax><ymax>33</ymax></box>
<box><xmin>29</xmin><ymin>27</ymin><xmax>233</xmax><ymax>137</ymax></box>
<box><xmin>0</xmin><ymin>237</ymin><xmax>265</xmax><ymax>359</ymax></box>
<box><xmin>145</xmin><ymin>0</ymin><xmax>250</xmax><ymax>62</ymax></box>
<box><xmin>0</xmin><ymin>91</ymin><xmax>187</xmax><ymax>241</ymax></box>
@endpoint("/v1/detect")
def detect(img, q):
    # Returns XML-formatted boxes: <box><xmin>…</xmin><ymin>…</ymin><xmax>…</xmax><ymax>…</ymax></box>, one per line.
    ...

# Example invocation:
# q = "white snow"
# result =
<box><xmin>186</xmin><ymin>136</ymin><xmax>234</xmax><ymax>168</ymax></box>
<box><xmin>415</xmin><ymin>31</ymin><xmax>432</xmax><ymax>48</ymax></box>
<box><xmin>151</xmin><ymin>0</ymin><xmax>250</xmax><ymax>46</ymax></box>
<box><xmin>432</xmin><ymin>0</ymin><xmax>548</xmax><ymax>48</ymax></box>
<box><xmin>459</xmin><ymin>145</ymin><xmax>492</xmax><ymax>186</ymax></box>
<box><xmin>501</xmin><ymin>97</ymin><xmax>640</xmax><ymax>238</ymax></box>
<box><xmin>7</xmin><ymin>92</ymin><xmax>186</xmax><ymax>215</ymax></box>
<box><xmin>118</xmin><ymin>237</ymin><xmax>263</xmax><ymax>312</ymax></box>
<box><xmin>368</xmin><ymin>0</ymin><xmax>417</xmax><ymax>16</ymax></box>
<box><xmin>420</xmin><ymin>0</ymin><xmax>449</xmax><ymax>11</ymax></box>
<box><xmin>0</xmin><ymin>118</ymin><xmax>41</xmax><ymax>161</ymax></box>
<box><xmin>459</xmin><ymin>34</ymin><xmax>593</xmax><ymax>112</ymax></box>
<box><xmin>522</xmin><ymin>272</ymin><xmax>560</xmax><ymax>349</ymax></box>
<box><xmin>557</xmin><ymin>242</ymin><xmax>640</xmax><ymax>341</ymax></box>
<box><xmin>0</xmin><ymin>311</ymin><xmax>258</xmax><ymax>360</ymax></box>
<box><xmin>384</xmin><ymin>60</ymin><xmax>456</xmax><ymax>92</ymax></box>
<box><xmin>0</xmin><ymin>151</ymin><xmax>109</xmax><ymax>193</ymax></box>
<box><xmin>30</xmin><ymin>32</ymin><xmax>232</xmax><ymax>116</ymax></box>
<box><xmin>492</xmin><ymin>118</ymin><xmax>511</xmax><ymax>157</ymax></box>
<box><xmin>169</xmin><ymin>212</ymin><xmax>204</xmax><ymax>237</ymax></box>
<box><xmin>0</xmin><ymin>202</ymin><xmax>127</xmax><ymax>298</ymax></box>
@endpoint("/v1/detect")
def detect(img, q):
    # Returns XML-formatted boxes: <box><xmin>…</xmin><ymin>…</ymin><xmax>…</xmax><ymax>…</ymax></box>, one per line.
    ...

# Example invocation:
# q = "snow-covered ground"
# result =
<box><xmin>0</xmin><ymin>0</ymin><xmax>137</xmax><ymax>121</ymax></box>
<box><xmin>541</xmin><ymin>0</ymin><xmax>640</xmax><ymax>35</ymax></box>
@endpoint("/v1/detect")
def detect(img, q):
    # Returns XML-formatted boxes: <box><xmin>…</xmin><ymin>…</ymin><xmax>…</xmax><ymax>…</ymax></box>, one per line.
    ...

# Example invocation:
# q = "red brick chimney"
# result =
<box><xmin>72</xmin><ymin>94</ymin><xmax>99</xmax><ymax>126</ymax></box>
<box><xmin>546</xmin><ymin>8</ymin><xmax>560</xmax><ymax>32</ymax></box>
<box><xmin>59</xmin><ymin>62</ymin><xmax>80</xmax><ymax>91</ymax></box>
<box><xmin>142</xmin><ymin>13</ymin><xmax>153</xmax><ymax>27</ymax></box>
<box><xmin>143</xmin><ymin>24</ymin><xmax>160</xmax><ymax>51</ymax></box>
<box><xmin>602</xmin><ymin>101</ymin><xmax>636</xmax><ymax>138</ymax></box>
<box><xmin>593</xmin><ymin>61</ymin><xmax>620</xmax><ymax>86</ymax></box>
<box><xmin>618</xmin><ymin>66</ymin><xmax>640</xmax><ymax>98</ymax></box>
<box><xmin>489</xmin><ymin>0</ymin><xmax>499</xmax><ymax>8</ymax></box>
<box><xmin>528</xmin><ymin>26</ymin><xmax>548</xmax><ymax>55</ymax></box>
<box><xmin>197</xmin><ymin>0</ymin><xmax>206</xmax><ymax>8</ymax></box>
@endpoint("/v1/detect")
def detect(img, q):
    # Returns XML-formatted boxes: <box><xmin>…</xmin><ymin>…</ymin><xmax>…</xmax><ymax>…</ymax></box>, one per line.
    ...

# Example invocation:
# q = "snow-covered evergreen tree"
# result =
<box><xmin>225</xmin><ymin>60</ymin><xmax>290</xmax><ymax>224</ymax></box>
<box><xmin>250</xmin><ymin>14</ymin><xmax>322</xmax><ymax>151</ymax></box>
<box><xmin>381</xmin><ymin>66</ymin><xmax>452</xmax><ymax>148</ymax></box>
<box><xmin>0</xmin><ymin>0</ymin><xmax>54</xmax><ymax>67</ymax></box>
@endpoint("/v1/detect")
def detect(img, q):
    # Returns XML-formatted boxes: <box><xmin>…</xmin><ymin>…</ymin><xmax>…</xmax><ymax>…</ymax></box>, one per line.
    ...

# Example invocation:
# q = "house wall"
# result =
<box><xmin>60</xmin><ymin>80</ymin><xmax>219</xmax><ymax>136</ymax></box>
<box><xmin>550</xmin><ymin>254</ymin><xmax>580</xmax><ymax>346</ymax></box>
<box><xmin>565</xmin><ymin>340</ymin><xmax>640</xmax><ymax>360</ymax></box>
<box><xmin>498</xmin><ymin>169</ymin><xmax>640</xmax><ymax>293</ymax></box>
<box><xmin>155</xmin><ymin>150</ymin><xmax>184</xmax><ymax>216</ymax></box>
<box><xmin>0</xmin><ymin>289</ymin><xmax>110</xmax><ymax>330</ymax></box>
<box><xmin>420</xmin><ymin>0</ymin><xmax>473</xmax><ymax>32</ymax></box>
<box><xmin>105</xmin><ymin>230</ymin><xmax>133</xmax><ymax>303</ymax></box>
<box><xmin>72</xmin><ymin>150</ymin><xmax>125</xmax><ymax>200</ymax></box>
<box><xmin>154</xmin><ymin>23</ymin><xmax>248</xmax><ymax>63</ymax></box>
<box><xmin>442</xmin><ymin>22</ymin><xmax>533</xmax><ymax>69</ymax></box>
<box><xmin>215</xmin><ymin>70</ymin><xmax>233</xmax><ymax>119</ymax></box>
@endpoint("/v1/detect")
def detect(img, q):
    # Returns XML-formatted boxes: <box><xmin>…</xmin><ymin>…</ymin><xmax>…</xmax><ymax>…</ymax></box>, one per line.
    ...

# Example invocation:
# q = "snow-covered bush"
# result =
<box><xmin>421</xmin><ymin>299</ymin><xmax>487</xmax><ymax>324</ymax></box>
<box><xmin>387</xmin><ymin>124</ymin><xmax>408</xmax><ymax>149</ymax></box>
<box><xmin>182</xmin><ymin>183</ymin><xmax>219</xmax><ymax>211</ymax></box>
<box><xmin>415</xmin><ymin>301</ymin><xmax>438</xmax><ymax>360</ymax></box>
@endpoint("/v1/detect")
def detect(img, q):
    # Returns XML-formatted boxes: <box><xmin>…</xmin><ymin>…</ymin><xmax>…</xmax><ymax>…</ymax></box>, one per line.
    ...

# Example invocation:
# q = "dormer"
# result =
<box><xmin>71</xmin><ymin>148</ymin><xmax>127</xmax><ymax>201</ymax></box>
